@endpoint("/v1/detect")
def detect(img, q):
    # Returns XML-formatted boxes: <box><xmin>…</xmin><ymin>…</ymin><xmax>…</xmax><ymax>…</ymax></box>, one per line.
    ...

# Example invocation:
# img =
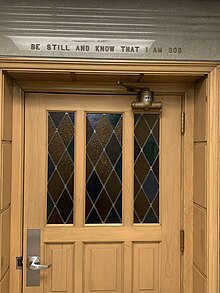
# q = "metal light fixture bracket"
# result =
<box><xmin>117</xmin><ymin>81</ymin><xmax>162</xmax><ymax>111</ymax></box>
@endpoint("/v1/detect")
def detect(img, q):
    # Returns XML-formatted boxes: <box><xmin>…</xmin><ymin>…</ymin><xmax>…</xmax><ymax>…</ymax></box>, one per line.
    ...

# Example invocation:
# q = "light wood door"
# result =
<box><xmin>23</xmin><ymin>93</ymin><xmax>181</xmax><ymax>293</ymax></box>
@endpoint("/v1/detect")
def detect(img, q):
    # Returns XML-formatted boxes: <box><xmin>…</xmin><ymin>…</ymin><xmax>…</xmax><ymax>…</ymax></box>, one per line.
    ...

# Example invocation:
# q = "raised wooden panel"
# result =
<box><xmin>2</xmin><ymin>76</ymin><xmax>13</xmax><ymax>141</ymax></box>
<box><xmin>0</xmin><ymin>208</ymin><xmax>10</xmax><ymax>280</ymax></box>
<box><xmin>194</xmin><ymin>78</ymin><xmax>207</xmax><ymax>142</ymax></box>
<box><xmin>133</xmin><ymin>243</ymin><xmax>159</xmax><ymax>293</ymax></box>
<box><xmin>193</xmin><ymin>143</ymin><xmax>206</xmax><ymax>208</ymax></box>
<box><xmin>1</xmin><ymin>143</ymin><xmax>12</xmax><ymax>209</ymax></box>
<box><xmin>193</xmin><ymin>205</ymin><xmax>207</xmax><ymax>275</ymax></box>
<box><xmin>193</xmin><ymin>266</ymin><xmax>206</xmax><ymax>293</ymax></box>
<box><xmin>84</xmin><ymin>243</ymin><xmax>122</xmax><ymax>293</ymax></box>
<box><xmin>44</xmin><ymin>244</ymin><xmax>74</xmax><ymax>293</ymax></box>
<box><xmin>0</xmin><ymin>270</ymin><xmax>9</xmax><ymax>293</ymax></box>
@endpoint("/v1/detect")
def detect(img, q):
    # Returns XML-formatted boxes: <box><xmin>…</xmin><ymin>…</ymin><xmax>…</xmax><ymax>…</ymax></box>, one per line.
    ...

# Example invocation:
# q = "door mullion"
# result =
<box><xmin>122</xmin><ymin>110</ymin><xmax>134</xmax><ymax>226</ymax></box>
<box><xmin>74</xmin><ymin>110</ymin><xmax>86</xmax><ymax>227</ymax></box>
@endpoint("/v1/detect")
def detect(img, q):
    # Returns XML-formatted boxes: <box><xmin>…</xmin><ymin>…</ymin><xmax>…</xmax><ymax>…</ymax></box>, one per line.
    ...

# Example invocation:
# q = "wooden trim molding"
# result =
<box><xmin>0</xmin><ymin>58</ymin><xmax>218</xmax><ymax>74</ymax></box>
<box><xmin>3</xmin><ymin>59</ymin><xmax>219</xmax><ymax>293</ymax></box>
<box><xmin>207</xmin><ymin>65</ymin><xmax>220</xmax><ymax>293</ymax></box>
<box><xmin>0</xmin><ymin>69</ymin><xmax>2</xmax><ymax>166</ymax></box>
<box><xmin>9</xmin><ymin>84</ymin><xmax>24</xmax><ymax>293</ymax></box>
<box><xmin>183</xmin><ymin>86</ymin><xmax>194</xmax><ymax>293</ymax></box>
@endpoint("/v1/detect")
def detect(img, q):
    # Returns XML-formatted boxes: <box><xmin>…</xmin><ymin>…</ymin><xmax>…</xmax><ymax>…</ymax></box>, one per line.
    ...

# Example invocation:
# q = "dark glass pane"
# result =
<box><xmin>106</xmin><ymin>135</ymin><xmax>121</xmax><ymax>165</ymax></box>
<box><xmin>47</xmin><ymin>194</ymin><xmax>54</xmax><ymax>216</ymax></box>
<box><xmin>152</xmin><ymin>193</ymin><xmax>159</xmax><ymax>219</ymax></box>
<box><xmin>48</xmin><ymin>116</ymin><xmax>56</xmax><ymax>143</ymax></box>
<box><xmin>135</xmin><ymin>153</ymin><xmax>150</xmax><ymax>184</ymax></box>
<box><xmin>115</xmin><ymin>194</ymin><xmax>122</xmax><ymax>216</ymax></box>
<box><xmin>105</xmin><ymin>208</ymin><xmax>121</xmax><ymax>223</ymax></box>
<box><xmin>59</xmin><ymin>114</ymin><xmax>74</xmax><ymax>146</ymax></box>
<box><xmin>86</xmin><ymin>156</ymin><xmax>93</xmax><ymax>179</ymax></box>
<box><xmin>86</xmin><ymin>171</ymin><xmax>102</xmax><ymax>203</ymax></box>
<box><xmin>96</xmin><ymin>153</ymin><xmax>112</xmax><ymax>184</ymax></box>
<box><xmin>134</xmin><ymin>138</ymin><xmax>141</xmax><ymax>161</ymax></box>
<box><xmin>143</xmin><ymin>134</ymin><xmax>159</xmax><ymax>165</ymax></box>
<box><xmin>67</xmin><ymin>138</ymin><xmax>74</xmax><ymax>159</ymax></box>
<box><xmin>114</xmin><ymin>118</ymin><xmax>122</xmax><ymax>143</ymax></box>
<box><xmin>57</xmin><ymin>153</ymin><xmax>73</xmax><ymax>182</ymax></box>
<box><xmin>66</xmin><ymin>211</ymin><xmax>73</xmax><ymax>224</ymax></box>
<box><xmin>87</xmin><ymin>113</ymin><xmax>102</xmax><ymax>129</ymax></box>
<box><xmin>48</xmin><ymin>171</ymin><xmax>64</xmax><ymax>202</ymax></box>
<box><xmin>48</xmin><ymin>133</ymin><xmax>65</xmax><ymax>165</ymax></box>
<box><xmin>48</xmin><ymin>155</ymin><xmax>55</xmax><ymax>179</ymax></box>
<box><xmin>115</xmin><ymin>155</ymin><xmax>122</xmax><ymax>181</ymax></box>
<box><xmin>48</xmin><ymin>208</ymin><xmax>63</xmax><ymax>224</ymax></box>
<box><xmin>86</xmin><ymin>113</ymin><xmax>122</xmax><ymax>224</ymax></box>
<box><xmin>85</xmin><ymin>195</ymin><xmax>93</xmax><ymax>219</ymax></box>
<box><xmin>86</xmin><ymin>208</ymin><xmax>102</xmax><ymax>224</ymax></box>
<box><xmin>96</xmin><ymin>115</ymin><xmax>113</xmax><ymax>146</ymax></box>
<box><xmin>144</xmin><ymin>208</ymin><xmax>158</xmax><ymax>223</ymax></box>
<box><xmin>105</xmin><ymin>171</ymin><xmax>121</xmax><ymax>202</ymax></box>
<box><xmin>152</xmin><ymin>157</ymin><xmax>159</xmax><ymax>181</ymax></box>
<box><xmin>144</xmin><ymin>114</ymin><xmax>158</xmax><ymax>128</ymax></box>
<box><xmin>56</xmin><ymin>190</ymin><xmax>73</xmax><ymax>223</ymax></box>
<box><xmin>134</xmin><ymin>114</ymin><xmax>160</xmax><ymax>223</ymax></box>
<box><xmin>95</xmin><ymin>190</ymin><xmax>113</xmax><ymax>221</ymax></box>
<box><xmin>49</xmin><ymin>112</ymin><xmax>65</xmax><ymax>128</ymax></box>
<box><xmin>47</xmin><ymin>112</ymin><xmax>74</xmax><ymax>224</ymax></box>
<box><xmin>107</xmin><ymin>114</ymin><xmax>121</xmax><ymax>128</ymax></box>
<box><xmin>134</xmin><ymin>190</ymin><xmax>150</xmax><ymax>222</ymax></box>
<box><xmin>134</xmin><ymin>175</ymin><xmax>141</xmax><ymax>196</ymax></box>
<box><xmin>87</xmin><ymin>135</ymin><xmax>102</xmax><ymax>165</ymax></box>
<box><xmin>135</xmin><ymin>116</ymin><xmax>149</xmax><ymax>146</ymax></box>
<box><xmin>143</xmin><ymin>172</ymin><xmax>159</xmax><ymax>202</ymax></box>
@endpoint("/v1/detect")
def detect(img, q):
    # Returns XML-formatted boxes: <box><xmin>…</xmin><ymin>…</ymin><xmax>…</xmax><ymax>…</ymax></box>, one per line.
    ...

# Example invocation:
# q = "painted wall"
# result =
<box><xmin>0</xmin><ymin>0</ymin><xmax>220</xmax><ymax>60</ymax></box>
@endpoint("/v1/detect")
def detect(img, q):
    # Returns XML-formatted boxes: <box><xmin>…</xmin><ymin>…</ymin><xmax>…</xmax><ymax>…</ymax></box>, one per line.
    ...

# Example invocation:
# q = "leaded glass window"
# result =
<box><xmin>86</xmin><ymin>113</ymin><xmax>122</xmax><ymax>224</ymax></box>
<box><xmin>47</xmin><ymin>112</ymin><xmax>74</xmax><ymax>224</ymax></box>
<box><xmin>134</xmin><ymin>114</ymin><xmax>159</xmax><ymax>223</ymax></box>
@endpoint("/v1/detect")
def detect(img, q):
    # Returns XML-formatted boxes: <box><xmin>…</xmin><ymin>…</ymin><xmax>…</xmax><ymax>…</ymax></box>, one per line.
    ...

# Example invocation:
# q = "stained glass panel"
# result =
<box><xmin>86</xmin><ymin>113</ymin><xmax>122</xmax><ymax>224</ymax></box>
<box><xmin>134</xmin><ymin>114</ymin><xmax>160</xmax><ymax>223</ymax></box>
<box><xmin>47</xmin><ymin>112</ymin><xmax>74</xmax><ymax>224</ymax></box>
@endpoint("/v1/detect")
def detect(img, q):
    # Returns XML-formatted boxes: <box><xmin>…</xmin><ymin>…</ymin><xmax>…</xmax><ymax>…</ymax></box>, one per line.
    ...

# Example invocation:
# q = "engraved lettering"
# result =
<box><xmin>76</xmin><ymin>45</ymin><xmax>90</xmax><ymax>52</ymax></box>
<box><xmin>95</xmin><ymin>46</ymin><xmax>115</xmax><ymax>52</ymax></box>
<box><xmin>47</xmin><ymin>44</ymin><xmax>70</xmax><ymax>51</ymax></box>
<box><xmin>153</xmin><ymin>47</ymin><xmax>162</xmax><ymax>53</ymax></box>
<box><xmin>31</xmin><ymin>44</ymin><xmax>41</xmax><ymax>50</ymax></box>
<box><xmin>27</xmin><ymin>41</ymin><xmax>184</xmax><ymax>58</ymax></box>
<box><xmin>169</xmin><ymin>47</ymin><xmax>182</xmax><ymax>54</ymax></box>
<box><xmin>121</xmin><ymin>46</ymin><xmax>139</xmax><ymax>53</ymax></box>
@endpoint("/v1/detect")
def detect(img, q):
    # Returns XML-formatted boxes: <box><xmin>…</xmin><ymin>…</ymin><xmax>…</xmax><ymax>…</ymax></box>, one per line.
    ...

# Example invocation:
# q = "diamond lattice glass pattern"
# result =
<box><xmin>134</xmin><ymin>114</ymin><xmax>159</xmax><ymax>223</ymax></box>
<box><xmin>47</xmin><ymin>112</ymin><xmax>74</xmax><ymax>224</ymax></box>
<box><xmin>86</xmin><ymin>113</ymin><xmax>122</xmax><ymax>224</ymax></box>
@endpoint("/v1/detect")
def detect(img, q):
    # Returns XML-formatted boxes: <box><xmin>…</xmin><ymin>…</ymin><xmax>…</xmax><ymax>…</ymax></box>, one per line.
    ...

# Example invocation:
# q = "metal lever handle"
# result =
<box><xmin>28</xmin><ymin>256</ymin><xmax>51</xmax><ymax>271</ymax></box>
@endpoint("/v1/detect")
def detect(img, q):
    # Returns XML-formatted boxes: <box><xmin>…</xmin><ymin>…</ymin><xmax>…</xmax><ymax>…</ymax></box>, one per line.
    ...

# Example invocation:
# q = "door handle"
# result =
<box><xmin>28</xmin><ymin>256</ymin><xmax>51</xmax><ymax>271</ymax></box>
<box><xmin>26</xmin><ymin>229</ymin><xmax>49</xmax><ymax>286</ymax></box>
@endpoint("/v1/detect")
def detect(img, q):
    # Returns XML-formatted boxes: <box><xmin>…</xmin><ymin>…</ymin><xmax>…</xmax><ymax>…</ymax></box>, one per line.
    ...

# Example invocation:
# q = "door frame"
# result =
<box><xmin>0</xmin><ymin>59</ymin><xmax>219</xmax><ymax>293</ymax></box>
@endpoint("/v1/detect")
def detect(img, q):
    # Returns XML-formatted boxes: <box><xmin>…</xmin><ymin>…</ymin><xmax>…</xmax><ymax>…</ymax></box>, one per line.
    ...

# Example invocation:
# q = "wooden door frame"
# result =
<box><xmin>0</xmin><ymin>59</ymin><xmax>219</xmax><ymax>293</ymax></box>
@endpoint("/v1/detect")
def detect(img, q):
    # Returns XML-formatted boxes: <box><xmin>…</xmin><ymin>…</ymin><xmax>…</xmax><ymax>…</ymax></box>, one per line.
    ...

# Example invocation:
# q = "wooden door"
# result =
<box><xmin>23</xmin><ymin>93</ymin><xmax>181</xmax><ymax>293</ymax></box>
